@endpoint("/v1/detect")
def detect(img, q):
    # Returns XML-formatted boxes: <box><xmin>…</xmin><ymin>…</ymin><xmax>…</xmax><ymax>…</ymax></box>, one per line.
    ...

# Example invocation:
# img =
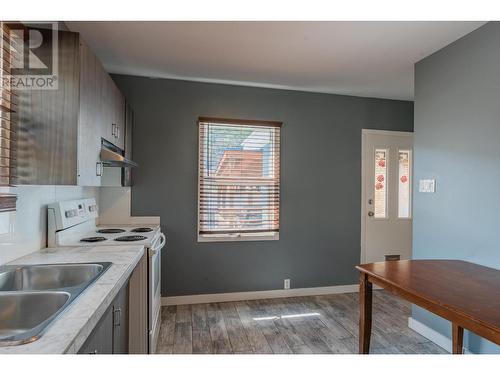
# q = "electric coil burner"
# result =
<box><xmin>114</xmin><ymin>235</ymin><xmax>147</xmax><ymax>242</ymax></box>
<box><xmin>80</xmin><ymin>236</ymin><xmax>107</xmax><ymax>243</ymax></box>
<box><xmin>131</xmin><ymin>227</ymin><xmax>153</xmax><ymax>233</ymax></box>
<box><xmin>97</xmin><ymin>228</ymin><xmax>126</xmax><ymax>234</ymax></box>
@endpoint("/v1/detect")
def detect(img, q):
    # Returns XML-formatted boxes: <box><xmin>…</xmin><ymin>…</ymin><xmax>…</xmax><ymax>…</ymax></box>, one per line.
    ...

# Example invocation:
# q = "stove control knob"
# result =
<box><xmin>65</xmin><ymin>209</ymin><xmax>78</xmax><ymax>218</ymax></box>
<box><xmin>89</xmin><ymin>204</ymin><xmax>98</xmax><ymax>212</ymax></box>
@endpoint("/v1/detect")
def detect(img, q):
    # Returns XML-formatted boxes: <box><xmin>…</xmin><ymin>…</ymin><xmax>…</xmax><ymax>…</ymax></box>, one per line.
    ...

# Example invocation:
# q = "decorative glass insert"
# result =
<box><xmin>374</xmin><ymin>149</ymin><xmax>387</xmax><ymax>218</ymax></box>
<box><xmin>398</xmin><ymin>150</ymin><xmax>411</xmax><ymax>218</ymax></box>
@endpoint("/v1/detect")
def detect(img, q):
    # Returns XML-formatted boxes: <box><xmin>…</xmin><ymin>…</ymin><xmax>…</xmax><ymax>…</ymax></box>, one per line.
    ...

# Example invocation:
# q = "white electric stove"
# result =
<box><xmin>47</xmin><ymin>198</ymin><xmax>165</xmax><ymax>353</ymax></box>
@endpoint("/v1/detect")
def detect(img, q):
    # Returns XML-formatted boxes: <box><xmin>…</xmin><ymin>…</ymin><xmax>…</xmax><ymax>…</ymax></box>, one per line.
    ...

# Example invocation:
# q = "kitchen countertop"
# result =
<box><xmin>0</xmin><ymin>244</ymin><xmax>145</xmax><ymax>354</ymax></box>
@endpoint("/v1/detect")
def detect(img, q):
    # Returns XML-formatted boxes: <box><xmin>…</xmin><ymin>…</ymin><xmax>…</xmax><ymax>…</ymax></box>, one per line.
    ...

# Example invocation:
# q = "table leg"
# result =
<box><xmin>359</xmin><ymin>272</ymin><xmax>373</xmax><ymax>354</ymax></box>
<box><xmin>452</xmin><ymin>323</ymin><xmax>464</xmax><ymax>354</ymax></box>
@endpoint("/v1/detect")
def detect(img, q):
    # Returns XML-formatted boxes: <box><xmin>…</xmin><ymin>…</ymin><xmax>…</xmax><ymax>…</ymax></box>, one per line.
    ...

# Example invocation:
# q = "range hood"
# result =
<box><xmin>100</xmin><ymin>138</ymin><xmax>138</xmax><ymax>168</ymax></box>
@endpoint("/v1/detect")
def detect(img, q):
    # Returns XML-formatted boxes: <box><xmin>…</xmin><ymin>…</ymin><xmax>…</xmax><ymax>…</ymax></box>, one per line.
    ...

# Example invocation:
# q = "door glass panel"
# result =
<box><xmin>398</xmin><ymin>150</ymin><xmax>411</xmax><ymax>218</ymax></box>
<box><xmin>374</xmin><ymin>149</ymin><xmax>387</xmax><ymax>218</ymax></box>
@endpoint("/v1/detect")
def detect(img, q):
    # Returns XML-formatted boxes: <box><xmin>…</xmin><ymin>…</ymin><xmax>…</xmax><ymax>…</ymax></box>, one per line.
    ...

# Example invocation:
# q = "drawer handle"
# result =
<box><xmin>113</xmin><ymin>307</ymin><xmax>121</xmax><ymax>326</ymax></box>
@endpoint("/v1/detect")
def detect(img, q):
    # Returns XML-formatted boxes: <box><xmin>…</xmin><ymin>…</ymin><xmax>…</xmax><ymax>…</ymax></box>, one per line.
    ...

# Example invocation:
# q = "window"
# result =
<box><xmin>0</xmin><ymin>22</ymin><xmax>18</xmax><ymax>212</ymax></box>
<box><xmin>374</xmin><ymin>148</ymin><xmax>387</xmax><ymax>218</ymax></box>
<box><xmin>398</xmin><ymin>150</ymin><xmax>411</xmax><ymax>218</ymax></box>
<box><xmin>198</xmin><ymin>117</ymin><xmax>281</xmax><ymax>241</ymax></box>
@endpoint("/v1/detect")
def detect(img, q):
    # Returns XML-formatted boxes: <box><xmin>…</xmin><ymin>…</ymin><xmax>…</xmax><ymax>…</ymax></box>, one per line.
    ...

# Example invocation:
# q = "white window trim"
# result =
<box><xmin>397</xmin><ymin>148</ymin><xmax>413</xmax><ymax>220</ymax></box>
<box><xmin>373</xmin><ymin>146</ymin><xmax>389</xmax><ymax>220</ymax></box>
<box><xmin>197</xmin><ymin>232</ymin><xmax>279</xmax><ymax>243</ymax></box>
<box><xmin>196</xmin><ymin>118</ymin><xmax>281</xmax><ymax>243</ymax></box>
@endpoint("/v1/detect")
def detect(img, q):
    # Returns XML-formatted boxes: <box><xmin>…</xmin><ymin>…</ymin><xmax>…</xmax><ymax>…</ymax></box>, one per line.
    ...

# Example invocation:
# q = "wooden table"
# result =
<box><xmin>356</xmin><ymin>260</ymin><xmax>500</xmax><ymax>354</ymax></box>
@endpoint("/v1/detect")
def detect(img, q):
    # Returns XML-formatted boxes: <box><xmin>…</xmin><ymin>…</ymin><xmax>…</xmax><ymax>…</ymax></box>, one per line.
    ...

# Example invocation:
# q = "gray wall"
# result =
<box><xmin>112</xmin><ymin>75</ymin><xmax>413</xmax><ymax>297</ymax></box>
<box><xmin>413</xmin><ymin>22</ymin><xmax>500</xmax><ymax>354</ymax></box>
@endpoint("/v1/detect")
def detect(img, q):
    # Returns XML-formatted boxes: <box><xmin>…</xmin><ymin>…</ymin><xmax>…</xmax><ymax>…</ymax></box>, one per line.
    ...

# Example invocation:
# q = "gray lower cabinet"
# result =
<box><xmin>78</xmin><ymin>304</ymin><xmax>113</xmax><ymax>354</ymax></box>
<box><xmin>112</xmin><ymin>283</ymin><xmax>129</xmax><ymax>354</ymax></box>
<box><xmin>78</xmin><ymin>281</ymin><xmax>129</xmax><ymax>354</ymax></box>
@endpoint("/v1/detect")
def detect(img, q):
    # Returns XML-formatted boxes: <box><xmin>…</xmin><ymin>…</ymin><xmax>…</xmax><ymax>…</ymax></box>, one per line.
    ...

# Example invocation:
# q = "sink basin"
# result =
<box><xmin>0</xmin><ymin>262</ymin><xmax>111</xmax><ymax>346</ymax></box>
<box><xmin>0</xmin><ymin>264</ymin><xmax>105</xmax><ymax>291</ymax></box>
<box><xmin>0</xmin><ymin>292</ymin><xmax>70</xmax><ymax>345</ymax></box>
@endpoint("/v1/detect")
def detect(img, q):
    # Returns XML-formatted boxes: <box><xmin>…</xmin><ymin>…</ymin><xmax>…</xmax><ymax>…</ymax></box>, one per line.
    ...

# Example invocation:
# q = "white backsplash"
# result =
<box><xmin>0</xmin><ymin>185</ymin><xmax>100</xmax><ymax>265</ymax></box>
<box><xmin>99</xmin><ymin>186</ymin><xmax>159</xmax><ymax>225</ymax></box>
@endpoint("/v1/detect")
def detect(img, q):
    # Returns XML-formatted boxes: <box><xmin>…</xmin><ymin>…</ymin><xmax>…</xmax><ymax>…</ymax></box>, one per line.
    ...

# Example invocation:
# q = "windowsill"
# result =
<box><xmin>197</xmin><ymin>232</ymin><xmax>279</xmax><ymax>243</ymax></box>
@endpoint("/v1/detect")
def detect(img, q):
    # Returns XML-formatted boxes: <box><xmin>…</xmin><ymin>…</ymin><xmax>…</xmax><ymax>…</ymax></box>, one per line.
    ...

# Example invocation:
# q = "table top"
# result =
<box><xmin>356</xmin><ymin>260</ymin><xmax>500</xmax><ymax>336</ymax></box>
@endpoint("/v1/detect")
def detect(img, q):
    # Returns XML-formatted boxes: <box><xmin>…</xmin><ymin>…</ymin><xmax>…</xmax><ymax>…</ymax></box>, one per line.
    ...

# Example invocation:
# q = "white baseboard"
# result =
<box><xmin>162</xmin><ymin>284</ymin><xmax>359</xmax><ymax>306</ymax></box>
<box><xmin>408</xmin><ymin>317</ymin><xmax>473</xmax><ymax>354</ymax></box>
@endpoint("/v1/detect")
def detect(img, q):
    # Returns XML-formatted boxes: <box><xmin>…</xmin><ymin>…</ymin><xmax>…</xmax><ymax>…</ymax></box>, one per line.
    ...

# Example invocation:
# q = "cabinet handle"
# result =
<box><xmin>111</xmin><ymin>124</ymin><xmax>116</xmax><ymax>137</ymax></box>
<box><xmin>113</xmin><ymin>307</ymin><xmax>121</xmax><ymax>326</ymax></box>
<box><xmin>96</xmin><ymin>162</ymin><xmax>103</xmax><ymax>176</ymax></box>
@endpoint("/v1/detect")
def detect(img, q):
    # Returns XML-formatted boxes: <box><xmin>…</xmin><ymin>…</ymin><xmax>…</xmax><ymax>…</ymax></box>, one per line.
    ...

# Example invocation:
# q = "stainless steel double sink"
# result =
<box><xmin>0</xmin><ymin>262</ymin><xmax>111</xmax><ymax>346</ymax></box>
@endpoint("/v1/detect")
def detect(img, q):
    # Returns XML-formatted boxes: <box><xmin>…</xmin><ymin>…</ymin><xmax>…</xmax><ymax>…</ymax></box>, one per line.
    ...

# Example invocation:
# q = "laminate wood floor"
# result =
<box><xmin>156</xmin><ymin>290</ymin><xmax>447</xmax><ymax>354</ymax></box>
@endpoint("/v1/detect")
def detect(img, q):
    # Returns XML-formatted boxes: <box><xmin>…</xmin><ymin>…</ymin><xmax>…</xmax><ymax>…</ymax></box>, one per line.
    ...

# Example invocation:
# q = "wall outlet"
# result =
<box><xmin>419</xmin><ymin>179</ymin><xmax>436</xmax><ymax>193</ymax></box>
<box><xmin>284</xmin><ymin>279</ymin><xmax>290</xmax><ymax>290</ymax></box>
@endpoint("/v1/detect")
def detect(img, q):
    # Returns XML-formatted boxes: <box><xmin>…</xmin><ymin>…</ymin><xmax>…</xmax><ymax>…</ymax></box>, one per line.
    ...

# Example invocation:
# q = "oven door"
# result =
<box><xmin>148</xmin><ymin>232</ymin><xmax>165</xmax><ymax>353</ymax></box>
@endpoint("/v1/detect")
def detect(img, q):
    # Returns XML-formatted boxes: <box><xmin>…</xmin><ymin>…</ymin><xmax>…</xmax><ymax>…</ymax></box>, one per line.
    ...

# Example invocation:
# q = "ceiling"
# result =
<box><xmin>66</xmin><ymin>21</ymin><xmax>486</xmax><ymax>100</ymax></box>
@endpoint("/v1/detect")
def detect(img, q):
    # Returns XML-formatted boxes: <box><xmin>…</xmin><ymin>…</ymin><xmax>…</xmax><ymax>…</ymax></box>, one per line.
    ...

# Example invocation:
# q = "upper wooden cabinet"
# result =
<box><xmin>78</xmin><ymin>40</ymin><xmax>125</xmax><ymax>186</ymax></box>
<box><xmin>78</xmin><ymin>39</ymin><xmax>101</xmax><ymax>186</ymax></box>
<box><xmin>16</xmin><ymin>29</ymin><xmax>127</xmax><ymax>186</ymax></box>
<box><xmin>16</xmin><ymin>30</ymin><xmax>80</xmax><ymax>185</ymax></box>
<box><xmin>99</xmin><ymin>61</ymin><xmax>125</xmax><ymax>150</ymax></box>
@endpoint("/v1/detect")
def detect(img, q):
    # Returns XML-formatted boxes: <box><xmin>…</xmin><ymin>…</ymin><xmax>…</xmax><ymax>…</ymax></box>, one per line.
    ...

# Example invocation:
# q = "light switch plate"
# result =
<box><xmin>419</xmin><ymin>179</ymin><xmax>436</xmax><ymax>193</ymax></box>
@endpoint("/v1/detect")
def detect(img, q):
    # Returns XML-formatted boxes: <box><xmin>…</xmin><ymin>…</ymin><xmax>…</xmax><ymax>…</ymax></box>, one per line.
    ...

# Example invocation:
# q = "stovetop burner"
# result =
<box><xmin>80</xmin><ymin>236</ymin><xmax>107</xmax><ymax>243</ymax></box>
<box><xmin>114</xmin><ymin>235</ymin><xmax>147</xmax><ymax>242</ymax></box>
<box><xmin>131</xmin><ymin>227</ymin><xmax>153</xmax><ymax>233</ymax></box>
<box><xmin>97</xmin><ymin>228</ymin><xmax>126</xmax><ymax>234</ymax></box>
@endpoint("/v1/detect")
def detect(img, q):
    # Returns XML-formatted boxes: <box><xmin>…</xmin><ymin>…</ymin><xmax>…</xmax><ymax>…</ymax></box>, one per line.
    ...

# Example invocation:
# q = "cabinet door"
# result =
<box><xmin>96</xmin><ymin>60</ymin><xmax>113</xmax><ymax>143</ymax></box>
<box><xmin>106</xmin><ymin>75</ymin><xmax>116</xmax><ymax>143</ymax></box>
<box><xmin>122</xmin><ymin>104</ymin><xmax>134</xmax><ymax>187</ymax></box>
<box><xmin>78</xmin><ymin>305</ymin><xmax>113</xmax><ymax>354</ymax></box>
<box><xmin>128</xmin><ymin>252</ymin><xmax>148</xmax><ymax>353</ymax></box>
<box><xmin>16</xmin><ymin>29</ymin><xmax>79</xmax><ymax>185</ymax></box>
<box><xmin>113</xmin><ymin>85</ymin><xmax>126</xmax><ymax>149</ymax></box>
<box><xmin>105</xmin><ymin>79</ymin><xmax>125</xmax><ymax>149</ymax></box>
<box><xmin>112</xmin><ymin>282</ymin><xmax>130</xmax><ymax>354</ymax></box>
<box><xmin>77</xmin><ymin>39</ymin><xmax>102</xmax><ymax>186</ymax></box>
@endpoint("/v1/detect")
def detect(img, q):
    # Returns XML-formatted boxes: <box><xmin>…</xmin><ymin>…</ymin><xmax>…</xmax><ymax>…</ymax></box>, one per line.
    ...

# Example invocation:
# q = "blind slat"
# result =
<box><xmin>198</xmin><ymin>119</ymin><xmax>280</xmax><ymax>237</ymax></box>
<box><xmin>200</xmin><ymin>229</ymin><xmax>279</xmax><ymax>235</ymax></box>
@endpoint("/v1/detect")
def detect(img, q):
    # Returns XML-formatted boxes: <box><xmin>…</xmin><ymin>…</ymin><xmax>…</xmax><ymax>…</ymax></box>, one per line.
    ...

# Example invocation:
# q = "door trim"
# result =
<box><xmin>360</xmin><ymin>129</ymin><xmax>414</xmax><ymax>264</ymax></box>
<box><xmin>362</xmin><ymin>129</ymin><xmax>413</xmax><ymax>136</ymax></box>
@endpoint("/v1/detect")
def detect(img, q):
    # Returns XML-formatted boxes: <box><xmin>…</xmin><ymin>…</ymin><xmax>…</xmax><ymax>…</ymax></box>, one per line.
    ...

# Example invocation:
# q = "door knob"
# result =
<box><xmin>368</xmin><ymin>211</ymin><xmax>374</xmax><ymax>217</ymax></box>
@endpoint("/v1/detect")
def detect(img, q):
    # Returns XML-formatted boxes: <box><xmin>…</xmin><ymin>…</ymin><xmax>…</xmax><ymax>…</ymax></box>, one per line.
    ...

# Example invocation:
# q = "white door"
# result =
<box><xmin>361</xmin><ymin>130</ymin><xmax>414</xmax><ymax>264</ymax></box>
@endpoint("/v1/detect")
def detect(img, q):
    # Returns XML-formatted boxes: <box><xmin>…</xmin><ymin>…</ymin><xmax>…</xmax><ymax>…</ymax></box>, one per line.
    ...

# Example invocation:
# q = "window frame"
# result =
<box><xmin>197</xmin><ymin>117</ymin><xmax>282</xmax><ymax>243</ymax></box>
<box><xmin>373</xmin><ymin>147</ymin><xmax>389</xmax><ymax>220</ymax></box>
<box><xmin>397</xmin><ymin>148</ymin><xmax>412</xmax><ymax>219</ymax></box>
<box><xmin>0</xmin><ymin>22</ymin><xmax>18</xmax><ymax>212</ymax></box>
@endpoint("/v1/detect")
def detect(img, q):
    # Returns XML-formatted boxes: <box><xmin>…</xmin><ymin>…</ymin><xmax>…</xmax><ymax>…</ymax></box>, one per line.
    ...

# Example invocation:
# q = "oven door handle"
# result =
<box><xmin>149</xmin><ymin>233</ymin><xmax>166</xmax><ymax>255</ymax></box>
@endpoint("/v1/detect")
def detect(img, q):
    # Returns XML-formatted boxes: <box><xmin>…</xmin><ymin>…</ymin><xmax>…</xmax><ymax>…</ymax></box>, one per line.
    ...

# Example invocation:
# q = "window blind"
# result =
<box><xmin>0</xmin><ymin>22</ymin><xmax>18</xmax><ymax>211</ymax></box>
<box><xmin>198</xmin><ymin>117</ymin><xmax>281</xmax><ymax>239</ymax></box>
